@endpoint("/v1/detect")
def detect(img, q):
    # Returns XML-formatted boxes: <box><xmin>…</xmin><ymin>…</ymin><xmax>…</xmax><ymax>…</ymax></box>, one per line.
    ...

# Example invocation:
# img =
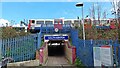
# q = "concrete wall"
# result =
<box><xmin>64</xmin><ymin>44</ymin><xmax>72</xmax><ymax>64</ymax></box>
<box><xmin>36</xmin><ymin>50</ymin><xmax>39</xmax><ymax>60</ymax></box>
<box><xmin>42</xmin><ymin>43</ymin><xmax>48</xmax><ymax>64</ymax></box>
<box><xmin>39</xmin><ymin>43</ymin><xmax>48</xmax><ymax>65</ymax></box>
<box><xmin>7</xmin><ymin>60</ymin><xmax>40</xmax><ymax>66</ymax></box>
<box><xmin>64</xmin><ymin>42</ymin><xmax>76</xmax><ymax>64</ymax></box>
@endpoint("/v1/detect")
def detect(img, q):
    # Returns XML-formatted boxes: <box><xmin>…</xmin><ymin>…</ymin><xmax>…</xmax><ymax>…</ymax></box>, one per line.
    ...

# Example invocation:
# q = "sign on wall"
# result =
<box><xmin>100</xmin><ymin>46</ymin><xmax>113</xmax><ymax>66</ymax></box>
<box><xmin>93</xmin><ymin>47</ymin><xmax>101</xmax><ymax>66</ymax></box>
<box><xmin>45</xmin><ymin>36</ymin><xmax>68</xmax><ymax>40</ymax></box>
<box><xmin>44</xmin><ymin>34</ymin><xmax>68</xmax><ymax>42</ymax></box>
<box><xmin>93</xmin><ymin>45</ymin><xmax>113</xmax><ymax>67</ymax></box>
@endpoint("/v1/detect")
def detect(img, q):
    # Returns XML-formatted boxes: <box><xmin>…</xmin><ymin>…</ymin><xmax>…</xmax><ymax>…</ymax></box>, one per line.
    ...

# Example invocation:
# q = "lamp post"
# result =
<box><xmin>76</xmin><ymin>2</ymin><xmax>85</xmax><ymax>47</ymax></box>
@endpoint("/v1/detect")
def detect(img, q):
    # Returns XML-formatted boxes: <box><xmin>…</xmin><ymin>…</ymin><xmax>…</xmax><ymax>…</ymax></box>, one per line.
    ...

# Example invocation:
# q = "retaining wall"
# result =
<box><xmin>64</xmin><ymin>42</ymin><xmax>76</xmax><ymax>64</ymax></box>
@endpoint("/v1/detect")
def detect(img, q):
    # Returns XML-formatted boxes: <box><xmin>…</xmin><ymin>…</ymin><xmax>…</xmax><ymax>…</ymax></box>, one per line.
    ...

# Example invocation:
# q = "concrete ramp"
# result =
<box><xmin>43</xmin><ymin>56</ymin><xmax>70</xmax><ymax>66</ymax></box>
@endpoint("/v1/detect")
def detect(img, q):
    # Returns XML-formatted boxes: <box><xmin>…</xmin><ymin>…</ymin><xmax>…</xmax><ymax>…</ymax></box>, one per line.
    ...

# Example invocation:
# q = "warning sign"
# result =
<box><xmin>93</xmin><ymin>45</ymin><xmax>113</xmax><ymax>66</ymax></box>
<box><xmin>101</xmin><ymin>46</ymin><xmax>113</xmax><ymax>66</ymax></box>
<box><xmin>93</xmin><ymin>47</ymin><xmax>101</xmax><ymax>66</ymax></box>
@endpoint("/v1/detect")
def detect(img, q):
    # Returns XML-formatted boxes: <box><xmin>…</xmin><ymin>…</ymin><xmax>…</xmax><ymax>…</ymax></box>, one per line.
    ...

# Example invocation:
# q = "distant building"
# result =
<box><xmin>0</xmin><ymin>19</ymin><xmax>10</xmax><ymax>27</ymax></box>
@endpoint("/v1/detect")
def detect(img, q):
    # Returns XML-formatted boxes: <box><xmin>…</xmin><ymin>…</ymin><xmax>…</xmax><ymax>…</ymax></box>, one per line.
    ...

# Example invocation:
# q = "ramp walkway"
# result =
<box><xmin>43</xmin><ymin>56</ymin><xmax>71</xmax><ymax>66</ymax></box>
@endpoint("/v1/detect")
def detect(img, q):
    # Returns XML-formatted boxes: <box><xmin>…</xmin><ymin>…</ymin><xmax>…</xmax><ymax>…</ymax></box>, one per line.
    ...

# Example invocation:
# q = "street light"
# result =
<box><xmin>76</xmin><ymin>2</ymin><xmax>83</xmax><ymax>6</ymax></box>
<box><xmin>76</xmin><ymin>2</ymin><xmax>85</xmax><ymax>47</ymax></box>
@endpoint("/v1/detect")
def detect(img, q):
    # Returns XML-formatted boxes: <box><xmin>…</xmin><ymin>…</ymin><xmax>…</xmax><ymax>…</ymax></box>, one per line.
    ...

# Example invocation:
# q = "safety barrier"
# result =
<box><xmin>70</xmin><ymin>29</ymin><xmax>120</xmax><ymax>66</ymax></box>
<box><xmin>0</xmin><ymin>33</ymin><xmax>41</xmax><ymax>62</ymax></box>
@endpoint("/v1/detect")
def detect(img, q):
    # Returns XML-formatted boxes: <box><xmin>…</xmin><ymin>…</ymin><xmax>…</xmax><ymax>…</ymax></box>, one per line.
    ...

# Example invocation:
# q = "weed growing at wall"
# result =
<box><xmin>74</xmin><ymin>57</ymin><xmax>85</xmax><ymax>67</ymax></box>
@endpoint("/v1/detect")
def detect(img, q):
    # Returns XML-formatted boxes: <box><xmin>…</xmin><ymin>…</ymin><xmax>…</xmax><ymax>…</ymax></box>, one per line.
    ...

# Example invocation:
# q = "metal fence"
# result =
<box><xmin>0</xmin><ymin>32</ymin><xmax>41</xmax><ymax>62</ymax></box>
<box><xmin>70</xmin><ymin>29</ymin><xmax>120</xmax><ymax>66</ymax></box>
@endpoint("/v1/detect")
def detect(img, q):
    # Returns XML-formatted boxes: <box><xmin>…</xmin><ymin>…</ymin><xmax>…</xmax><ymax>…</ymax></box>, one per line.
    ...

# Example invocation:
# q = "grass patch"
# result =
<box><xmin>74</xmin><ymin>57</ymin><xmax>85</xmax><ymax>68</ymax></box>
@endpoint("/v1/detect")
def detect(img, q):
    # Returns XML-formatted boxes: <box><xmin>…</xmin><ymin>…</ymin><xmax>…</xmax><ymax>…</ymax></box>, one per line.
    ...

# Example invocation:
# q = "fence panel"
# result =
<box><xmin>1</xmin><ymin>33</ymin><xmax>40</xmax><ymax>62</ymax></box>
<box><xmin>70</xmin><ymin>29</ymin><xmax>119</xmax><ymax>66</ymax></box>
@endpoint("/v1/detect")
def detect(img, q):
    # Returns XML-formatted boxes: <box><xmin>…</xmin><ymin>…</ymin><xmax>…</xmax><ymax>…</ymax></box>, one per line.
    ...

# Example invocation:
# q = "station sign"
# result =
<box><xmin>45</xmin><ymin>36</ymin><xmax>68</xmax><ymax>40</ymax></box>
<box><xmin>44</xmin><ymin>34</ymin><xmax>68</xmax><ymax>42</ymax></box>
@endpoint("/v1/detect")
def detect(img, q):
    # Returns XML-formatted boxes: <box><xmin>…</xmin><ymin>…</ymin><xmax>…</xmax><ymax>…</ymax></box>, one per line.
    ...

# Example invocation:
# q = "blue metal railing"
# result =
<box><xmin>70</xmin><ymin>29</ymin><xmax>120</xmax><ymax>66</ymax></box>
<box><xmin>1</xmin><ymin>32</ymin><xmax>41</xmax><ymax>62</ymax></box>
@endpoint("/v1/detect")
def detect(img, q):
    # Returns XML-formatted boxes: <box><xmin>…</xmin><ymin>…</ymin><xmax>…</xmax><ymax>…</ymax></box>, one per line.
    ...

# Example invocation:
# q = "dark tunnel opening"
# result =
<box><xmin>48</xmin><ymin>40</ymin><xmax>65</xmax><ymax>56</ymax></box>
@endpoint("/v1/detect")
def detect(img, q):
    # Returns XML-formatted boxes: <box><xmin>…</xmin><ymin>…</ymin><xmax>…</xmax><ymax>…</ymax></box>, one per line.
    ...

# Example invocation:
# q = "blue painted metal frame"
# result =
<box><xmin>1</xmin><ymin>33</ymin><xmax>41</xmax><ymax>62</ymax></box>
<box><xmin>70</xmin><ymin>29</ymin><xmax>120</xmax><ymax>66</ymax></box>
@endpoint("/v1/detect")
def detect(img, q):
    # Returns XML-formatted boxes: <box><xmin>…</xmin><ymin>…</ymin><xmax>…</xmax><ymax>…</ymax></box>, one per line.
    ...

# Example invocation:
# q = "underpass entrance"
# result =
<box><xmin>48</xmin><ymin>40</ymin><xmax>65</xmax><ymax>56</ymax></box>
<box><xmin>40</xmin><ymin>34</ymin><xmax>76</xmax><ymax>66</ymax></box>
<box><xmin>45</xmin><ymin>40</ymin><xmax>71</xmax><ymax>66</ymax></box>
<box><xmin>43</xmin><ymin>34</ymin><xmax>70</xmax><ymax>66</ymax></box>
